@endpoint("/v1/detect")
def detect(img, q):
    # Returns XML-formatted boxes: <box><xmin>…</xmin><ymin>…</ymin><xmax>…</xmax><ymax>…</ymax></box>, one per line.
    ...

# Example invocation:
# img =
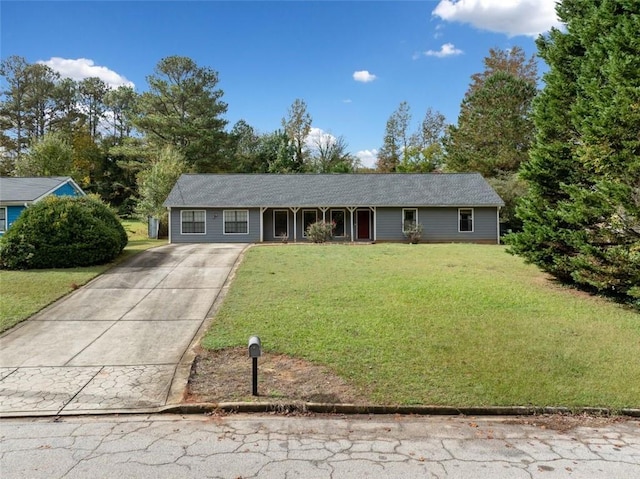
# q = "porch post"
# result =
<box><xmin>260</xmin><ymin>207</ymin><xmax>267</xmax><ymax>243</ymax></box>
<box><xmin>371</xmin><ymin>206</ymin><xmax>377</xmax><ymax>242</ymax></box>
<box><xmin>291</xmin><ymin>207</ymin><xmax>300</xmax><ymax>242</ymax></box>
<box><xmin>347</xmin><ymin>207</ymin><xmax>356</xmax><ymax>242</ymax></box>
<box><xmin>319</xmin><ymin>207</ymin><xmax>328</xmax><ymax>223</ymax></box>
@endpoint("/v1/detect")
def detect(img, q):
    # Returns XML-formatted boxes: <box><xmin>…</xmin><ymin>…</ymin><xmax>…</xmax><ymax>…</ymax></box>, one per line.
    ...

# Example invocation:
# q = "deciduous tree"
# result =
<box><xmin>445</xmin><ymin>70</ymin><xmax>536</xmax><ymax>177</ymax></box>
<box><xmin>281</xmin><ymin>98</ymin><xmax>311</xmax><ymax>172</ymax></box>
<box><xmin>309</xmin><ymin>133</ymin><xmax>357</xmax><ymax>173</ymax></box>
<box><xmin>14</xmin><ymin>132</ymin><xmax>74</xmax><ymax>178</ymax></box>
<box><xmin>399</xmin><ymin>108</ymin><xmax>447</xmax><ymax>172</ymax></box>
<box><xmin>376</xmin><ymin>101</ymin><xmax>411</xmax><ymax>172</ymax></box>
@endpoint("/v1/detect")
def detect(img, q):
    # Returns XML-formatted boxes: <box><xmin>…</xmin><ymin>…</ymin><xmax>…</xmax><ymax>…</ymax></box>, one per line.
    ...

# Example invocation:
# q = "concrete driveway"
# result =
<box><xmin>0</xmin><ymin>243</ymin><xmax>246</xmax><ymax>417</ymax></box>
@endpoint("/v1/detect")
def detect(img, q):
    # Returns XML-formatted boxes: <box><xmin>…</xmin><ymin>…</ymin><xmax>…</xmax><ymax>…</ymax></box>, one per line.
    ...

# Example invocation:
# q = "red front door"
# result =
<box><xmin>357</xmin><ymin>210</ymin><xmax>370</xmax><ymax>239</ymax></box>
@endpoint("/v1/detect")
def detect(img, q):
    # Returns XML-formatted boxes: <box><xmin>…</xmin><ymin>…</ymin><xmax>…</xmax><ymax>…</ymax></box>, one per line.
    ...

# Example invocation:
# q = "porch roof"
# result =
<box><xmin>164</xmin><ymin>173</ymin><xmax>504</xmax><ymax>208</ymax></box>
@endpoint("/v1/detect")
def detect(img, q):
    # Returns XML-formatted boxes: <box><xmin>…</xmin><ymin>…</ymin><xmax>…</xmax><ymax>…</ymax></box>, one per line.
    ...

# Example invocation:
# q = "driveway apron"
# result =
<box><xmin>0</xmin><ymin>243</ymin><xmax>246</xmax><ymax>417</ymax></box>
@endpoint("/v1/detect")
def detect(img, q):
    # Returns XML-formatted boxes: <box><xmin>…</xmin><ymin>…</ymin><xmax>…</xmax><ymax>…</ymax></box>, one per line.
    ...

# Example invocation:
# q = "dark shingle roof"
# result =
<box><xmin>164</xmin><ymin>173</ymin><xmax>504</xmax><ymax>208</ymax></box>
<box><xmin>0</xmin><ymin>177</ymin><xmax>77</xmax><ymax>203</ymax></box>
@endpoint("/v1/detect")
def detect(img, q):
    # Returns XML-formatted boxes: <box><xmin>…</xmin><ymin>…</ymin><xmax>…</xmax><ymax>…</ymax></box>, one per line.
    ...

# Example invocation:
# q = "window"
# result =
<box><xmin>331</xmin><ymin>210</ymin><xmax>345</xmax><ymax>237</ymax></box>
<box><xmin>302</xmin><ymin>210</ymin><xmax>317</xmax><ymax>237</ymax></box>
<box><xmin>181</xmin><ymin>210</ymin><xmax>205</xmax><ymax>234</ymax></box>
<box><xmin>0</xmin><ymin>207</ymin><xmax>6</xmax><ymax>233</ymax></box>
<box><xmin>459</xmin><ymin>208</ymin><xmax>474</xmax><ymax>232</ymax></box>
<box><xmin>402</xmin><ymin>208</ymin><xmax>418</xmax><ymax>233</ymax></box>
<box><xmin>273</xmin><ymin>210</ymin><xmax>289</xmax><ymax>238</ymax></box>
<box><xmin>224</xmin><ymin>210</ymin><xmax>249</xmax><ymax>234</ymax></box>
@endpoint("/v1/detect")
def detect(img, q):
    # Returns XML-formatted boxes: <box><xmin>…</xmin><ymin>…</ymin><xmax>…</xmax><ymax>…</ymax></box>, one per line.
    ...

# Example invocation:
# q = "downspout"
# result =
<box><xmin>496</xmin><ymin>207</ymin><xmax>501</xmax><ymax>245</ymax></box>
<box><xmin>167</xmin><ymin>207</ymin><xmax>172</xmax><ymax>243</ymax></box>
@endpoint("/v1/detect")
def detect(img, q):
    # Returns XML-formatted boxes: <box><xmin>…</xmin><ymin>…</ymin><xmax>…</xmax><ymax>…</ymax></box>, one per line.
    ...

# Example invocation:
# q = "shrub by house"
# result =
<box><xmin>0</xmin><ymin>195</ymin><xmax>127</xmax><ymax>269</ymax></box>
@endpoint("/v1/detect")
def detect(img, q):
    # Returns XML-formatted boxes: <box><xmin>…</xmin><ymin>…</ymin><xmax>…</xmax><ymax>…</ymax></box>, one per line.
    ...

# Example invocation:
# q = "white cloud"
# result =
<box><xmin>423</xmin><ymin>43</ymin><xmax>464</xmax><ymax>58</ymax></box>
<box><xmin>39</xmin><ymin>57</ymin><xmax>134</xmax><ymax>89</ymax></box>
<box><xmin>342</xmin><ymin>99</ymin><xmax>353</xmax><ymax>104</ymax></box>
<box><xmin>353</xmin><ymin>70</ymin><xmax>377</xmax><ymax>83</ymax></box>
<box><xmin>355</xmin><ymin>149</ymin><xmax>378</xmax><ymax>169</ymax></box>
<box><xmin>305</xmin><ymin>127</ymin><xmax>336</xmax><ymax>150</ymax></box>
<box><xmin>433</xmin><ymin>0</ymin><xmax>561</xmax><ymax>37</ymax></box>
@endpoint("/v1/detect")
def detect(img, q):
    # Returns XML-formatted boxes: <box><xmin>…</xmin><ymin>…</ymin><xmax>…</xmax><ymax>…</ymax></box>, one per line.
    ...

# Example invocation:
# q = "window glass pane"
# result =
<box><xmin>224</xmin><ymin>210</ymin><xmax>248</xmax><ymax>234</ymax></box>
<box><xmin>182</xmin><ymin>210</ymin><xmax>205</xmax><ymax>233</ymax></box>
<box><xmin>403</xmin><ymin>209</ymin><xmax>417</xmax><ymax>232</ymax></box>
<box><xmin>459</xmin><ymin>209</ymin><xmax>473</xmax><ymax>232</ymax></box>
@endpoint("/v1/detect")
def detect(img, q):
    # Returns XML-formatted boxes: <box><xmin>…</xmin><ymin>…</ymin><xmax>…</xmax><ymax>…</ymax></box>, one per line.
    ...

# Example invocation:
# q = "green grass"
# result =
<box><xmin>202</xmin><ymin>244</ymin><xmax>640</xmax><ymax>409</ymax></box>
<box><xmin>0</xmin><ymin>219</ymin><xmax>166</xmax><ymax>332</ymax></box>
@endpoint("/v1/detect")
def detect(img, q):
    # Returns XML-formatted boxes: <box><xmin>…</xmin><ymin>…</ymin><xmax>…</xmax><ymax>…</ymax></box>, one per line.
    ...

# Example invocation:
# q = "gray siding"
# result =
<box><xmin>169</xmin><ymin>206</ymin><xmax>498</xmax><ymax>244</ymax></box>
<box><xmin>169</xmin><ymin>208</ymin><xmax>261</xmax><ymax>243</ymax></box>
<box><xmin>376</xmin><ymin>207</ymin><xmax>498</xmax><ymax>243</ymax></box>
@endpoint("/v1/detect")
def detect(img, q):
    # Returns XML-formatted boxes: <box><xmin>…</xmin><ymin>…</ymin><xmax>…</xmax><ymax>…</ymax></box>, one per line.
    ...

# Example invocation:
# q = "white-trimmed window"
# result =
<box><xmin>181</xmin><ymin>210</ymin><xmax>205</xmax><ymax>234</ymax></box>
<box><xmin>0</xmin><ymin>207</ymin><xmax>6</xmax><ymax>233</ymax></box>
<box><xmin>224</xmin><ymin>209</ymin><xmax>249</xmax><ymax>234</ymax></box>
<box><xmin>402</xmin><ymin>208</ymin><xmax>418</xmax><ymax>233</ymax></box>
<box><xmin>302</xmin><ymin>210</ymin><xmax>317</xmax><ymax>237</ymax></box>
<box><xmin>331</xmin><ymin>209</ymin><xmax>346</xmax><ymax>237</ymax></box>
<box><xmin>273</xmin><ymin>210</ymin><xmax>289</xmax><ymax>238</ymax></box>
<box><xmin>459</xmin><ymin>208</ymin><xmax>474</xmax><ymax>232</ymax></box>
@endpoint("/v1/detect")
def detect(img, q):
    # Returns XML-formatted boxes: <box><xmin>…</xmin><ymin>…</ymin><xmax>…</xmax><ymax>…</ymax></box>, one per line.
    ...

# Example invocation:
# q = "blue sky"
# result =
<box><xmin>1</xmin><ymin>1</ymin><xmax>561</xmax><ymax>167</ymax></box>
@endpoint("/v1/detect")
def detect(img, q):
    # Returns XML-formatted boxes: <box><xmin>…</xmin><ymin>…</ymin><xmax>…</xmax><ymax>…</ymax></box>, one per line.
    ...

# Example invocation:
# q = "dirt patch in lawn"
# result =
<box><xmin>185</xmin><ymin>348</ymin><xmax>633</xmax><ymax>431</ymax></box>
<box><xmin>184</xmin><ymin>347</ymin><xmax>369</xmax><ymax>405</ymax></box>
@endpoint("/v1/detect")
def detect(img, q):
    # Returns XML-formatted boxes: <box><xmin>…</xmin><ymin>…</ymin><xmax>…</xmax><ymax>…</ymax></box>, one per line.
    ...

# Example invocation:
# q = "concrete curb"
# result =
<box><xmin>161</xmin><ymin>402</ymin><xmax>640</xmax><ymax>418</ymax></box>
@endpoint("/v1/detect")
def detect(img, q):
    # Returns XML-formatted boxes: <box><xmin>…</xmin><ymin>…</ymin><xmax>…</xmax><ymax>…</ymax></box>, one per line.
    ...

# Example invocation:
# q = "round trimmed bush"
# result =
<box><xmin>0</xmin><ymin>195</ymin><xmax>128</xmax><ymax>269</ymax></box>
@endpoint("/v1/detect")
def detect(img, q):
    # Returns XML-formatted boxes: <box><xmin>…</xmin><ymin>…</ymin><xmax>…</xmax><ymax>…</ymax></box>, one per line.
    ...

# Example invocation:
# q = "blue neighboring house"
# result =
<box><xmin>0</xmin><ymin>176</ymin><xmax>86</xmax><ymax>235</ymax></box>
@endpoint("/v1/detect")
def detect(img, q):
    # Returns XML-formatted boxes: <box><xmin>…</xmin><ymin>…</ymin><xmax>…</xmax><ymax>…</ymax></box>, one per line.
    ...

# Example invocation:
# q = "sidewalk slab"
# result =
<box><xmin>0</xmin><ymin>367</ymin><xmax>99</xmax><ymax>414</ymax></box>
<box><xmin>63</xmin><ymin>365</ymin><xmax>175</xmax><ymax>411</ymax></box>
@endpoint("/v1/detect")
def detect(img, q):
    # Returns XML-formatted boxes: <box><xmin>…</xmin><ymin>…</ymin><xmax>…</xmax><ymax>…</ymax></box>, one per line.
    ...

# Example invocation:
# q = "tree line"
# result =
<box><xmin>0</xmin><ymin>56</ymin><xmax>358</xmax><ymax>219</ymax></box>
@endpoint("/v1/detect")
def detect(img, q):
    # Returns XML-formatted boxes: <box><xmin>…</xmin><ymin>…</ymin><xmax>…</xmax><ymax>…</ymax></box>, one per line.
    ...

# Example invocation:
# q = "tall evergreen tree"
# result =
<box><xmin>507</xmin><ymin>0</ymin><xmax>640</xmax><ymax>308</ymax></box>
<box><xmin>133</xmin><ymin>56</ymin><xmax>228</xmax><ymax>172</ymax></box>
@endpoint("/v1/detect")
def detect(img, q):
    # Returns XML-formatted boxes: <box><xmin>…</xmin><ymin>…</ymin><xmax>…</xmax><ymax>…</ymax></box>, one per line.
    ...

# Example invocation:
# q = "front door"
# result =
<box><xmin>357</xmin><ymin>210</ymin><xmax>370</xmax><ymax>240</ymax></box>
<box><xmin>273</xmin><ymin>210</ymin><xmax>289</xmax><ymax>239</ymax></box>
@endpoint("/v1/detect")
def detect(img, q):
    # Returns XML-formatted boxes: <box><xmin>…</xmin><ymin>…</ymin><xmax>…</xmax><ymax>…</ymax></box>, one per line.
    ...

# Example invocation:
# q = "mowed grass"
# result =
<box><xmin>203</xmin><ymin>244</ymin><xmax>640</xmax><ymax>409</ymax></box>
<box><xmin>0</xmin><ymin>219</ymin><xmax>165</xmax><ymax>332</ymax></box>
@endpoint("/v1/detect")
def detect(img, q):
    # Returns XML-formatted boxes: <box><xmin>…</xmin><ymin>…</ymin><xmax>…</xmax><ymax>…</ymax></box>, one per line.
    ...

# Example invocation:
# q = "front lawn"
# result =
<box><xmin>0</xmin><ymin>219</ymin><xmax>165</xmax><ymax>333</ymax></box>
<box><xmin>202</xmin><ymin>244</ymin><xmax>640</xmax><ymax>410</ymax></box>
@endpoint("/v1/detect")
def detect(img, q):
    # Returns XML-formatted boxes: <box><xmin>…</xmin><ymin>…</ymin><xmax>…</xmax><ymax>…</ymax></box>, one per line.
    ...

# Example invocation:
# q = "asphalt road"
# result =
<box><xmin>1</xmin><ymin>414</ymin><xmax>638</xmax><ymax>478</ymax></box>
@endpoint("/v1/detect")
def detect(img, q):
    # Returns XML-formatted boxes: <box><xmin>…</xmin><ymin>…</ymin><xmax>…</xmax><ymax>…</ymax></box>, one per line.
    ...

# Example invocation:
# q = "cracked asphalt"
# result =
<box><xmin>0</xmin><ymin>243</ymin><xmax>246</xmax><ymax>417</ymax></box>
<box><xmin>1</xmin><ymin>414</ymin><xmax>638</xmax><ymax>478</ymax></box>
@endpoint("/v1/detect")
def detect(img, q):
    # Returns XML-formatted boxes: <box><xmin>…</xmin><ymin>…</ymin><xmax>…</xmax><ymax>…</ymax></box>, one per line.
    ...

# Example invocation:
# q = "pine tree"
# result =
<box><xmin>507</xmin><ymin>0</ymin><xmax>640</xmax><ymax>308</ymax></box>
